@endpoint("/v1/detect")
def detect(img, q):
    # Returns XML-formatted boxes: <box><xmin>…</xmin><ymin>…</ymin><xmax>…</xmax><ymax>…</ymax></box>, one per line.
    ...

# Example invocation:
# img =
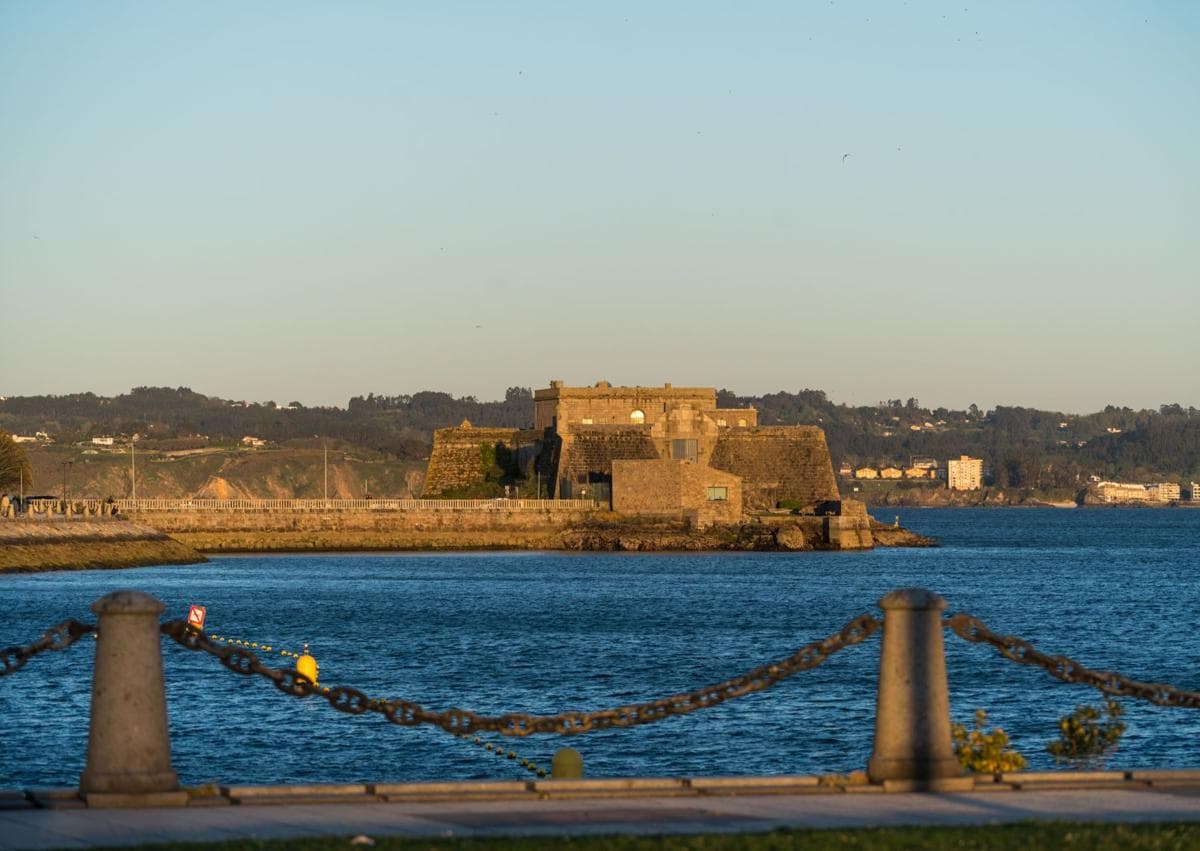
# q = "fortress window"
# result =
<box><xmin>706</xmin><ymin>487</ymin><xmax>728</xmax><ymax>501</ymax></box>
<box><xmin>630</xmin><ymin>409</ymin><xmax>645</xmax><ymax>424</ymax></box>
<box><xmin>717</xmin><ymin>418</ymin><xmax>727</xmax><ymax>427</ymax></box>
<box><xmin>737</xmin><ymin>418</ymin><xmax>747</xmax><ymax>427</ymax></box>
<box><xmin>671</xmin><ymin>439</ymin><xmax>697</xmax><ymax>463</ymax></box>
<box><xmin>581</xmin><ymin>417</ymin><xmax>593</xmax><ymax>425</ymax></box>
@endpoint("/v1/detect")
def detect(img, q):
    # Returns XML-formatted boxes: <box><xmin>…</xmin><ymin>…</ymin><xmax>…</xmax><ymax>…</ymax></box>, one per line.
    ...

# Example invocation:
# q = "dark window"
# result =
<box><xmin>671</xmin><ymin>439</ymin><xmax>697</xmax><ymax>462</ymax></box>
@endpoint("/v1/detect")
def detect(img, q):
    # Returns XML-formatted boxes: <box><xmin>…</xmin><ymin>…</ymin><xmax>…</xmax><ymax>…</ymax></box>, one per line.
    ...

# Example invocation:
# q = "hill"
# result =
<box><xmin>2</xmin><ymin>387</ymin><xmax>1196</xmax><ymax>499</ymax></box>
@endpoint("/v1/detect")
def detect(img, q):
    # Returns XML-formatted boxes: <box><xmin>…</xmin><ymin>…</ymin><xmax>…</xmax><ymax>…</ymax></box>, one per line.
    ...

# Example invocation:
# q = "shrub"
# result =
<box><xmin>1046</xmin><ymin>699</ymin><xmax>1126</xmax><ymax>768</ymax></box>
<box><xmin>952</xmin><ymin>709</ymin><xmax>1027</xmax><ymax>773</ymax></box>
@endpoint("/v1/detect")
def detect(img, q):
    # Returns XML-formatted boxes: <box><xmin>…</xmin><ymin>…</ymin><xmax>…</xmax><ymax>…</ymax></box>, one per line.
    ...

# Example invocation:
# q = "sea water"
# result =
<box><xmin>1</xmin><ymin>508</ymin><xmax>1198</xmax><ymax>786</ymax></box>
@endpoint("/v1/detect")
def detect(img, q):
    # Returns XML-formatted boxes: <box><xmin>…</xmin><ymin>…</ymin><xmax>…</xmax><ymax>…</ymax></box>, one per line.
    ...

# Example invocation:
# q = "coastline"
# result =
<box><xmin>1</xmin><ymin>511</ymin><xmax>934</xmax><ymax>570</ymax></box>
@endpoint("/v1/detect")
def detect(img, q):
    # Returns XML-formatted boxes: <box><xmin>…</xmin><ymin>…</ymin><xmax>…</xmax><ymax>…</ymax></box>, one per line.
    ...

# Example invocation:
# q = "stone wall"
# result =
<box><xmin>611</xmin><ymin>460</ymin><xmax>684</xmax><ymax>516</ymax></box>
<box><xmin>682</xmin><ymin>464</ymin><xmax>743</xmax><ymax>528</ymax></box>
<box><xmin>132</xmin><ymin>508</ymin><xmax>597</xmax><ymax>534</ymax></box>
<box><xmin>125</xmin><ymin>507</ymin><xmax>599</xmax><ymax>552</ymax></box>
<box><xmin>555</xmin><ymin>426</ymin><xmax>659</xmax><ymax>496</ymax></box>
<box><xmin>709</xmin><ymin>427</ymin><xmax>840</xmax><ymax>510</ymax></box>
<box><xmin>423</xmin><ymin>426</ymin><xmax>540</xmax><ymax>497</ymax></box>
<box><xmin>0</xmin><ymin>519</ymin><xmax>205</xmax><ymax>572</ymax></box>
<box><xmin>534</xmin><ymin>381</ymin><xmax>717</xmax><ymax>430</ymax></box>
<box><xmin>611</xmin><ymin>461</ymin><xmax>743</xmax><ymax>528</ymax></box>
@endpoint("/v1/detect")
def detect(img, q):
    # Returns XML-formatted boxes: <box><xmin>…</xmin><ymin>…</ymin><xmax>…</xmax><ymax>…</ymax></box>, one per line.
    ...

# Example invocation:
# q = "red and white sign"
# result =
<box><xmin>187</xmin><ymin>605</ymin><xmax>207</xmax><ymax>631</ymax></box>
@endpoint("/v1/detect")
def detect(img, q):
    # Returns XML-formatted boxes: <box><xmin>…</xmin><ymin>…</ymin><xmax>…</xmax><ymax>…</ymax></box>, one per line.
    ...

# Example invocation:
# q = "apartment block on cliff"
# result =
<box><xmin>423</xmin><ymin>380</ymin><xmax>842</xmax><ymax>523</ymax></box>
<box><xmin>947</xmin><ymin>455</ymin><xmax>983</xmax><ymax>491</ymax></box>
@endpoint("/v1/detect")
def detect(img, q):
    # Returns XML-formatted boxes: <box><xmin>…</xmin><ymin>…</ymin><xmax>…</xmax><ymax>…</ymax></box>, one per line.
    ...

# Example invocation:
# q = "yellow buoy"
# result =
<box><xmin>295</xmin><ymin>643</ymin><xmax>319</xmax><ymax>686</ymax></box>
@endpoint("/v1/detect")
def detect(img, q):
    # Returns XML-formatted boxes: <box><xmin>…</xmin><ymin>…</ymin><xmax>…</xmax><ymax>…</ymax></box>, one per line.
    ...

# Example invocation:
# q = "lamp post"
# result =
<box><xmin>62</xmin><ymin>460</ymin><xmax>73</xmax><ymax>504</ymax></box>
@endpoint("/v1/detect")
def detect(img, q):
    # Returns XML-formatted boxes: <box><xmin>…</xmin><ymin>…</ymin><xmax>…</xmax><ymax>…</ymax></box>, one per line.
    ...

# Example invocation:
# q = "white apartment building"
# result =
<box><xmin>947</xmin><ymin>455</ymin><xmax>983</xmax><ymax>491</ymax></box>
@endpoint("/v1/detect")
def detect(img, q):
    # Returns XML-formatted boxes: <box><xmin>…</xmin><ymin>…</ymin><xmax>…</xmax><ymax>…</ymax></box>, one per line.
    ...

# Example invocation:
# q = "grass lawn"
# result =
<box><xmin>118</xmin><ymin>822</ymin><xmax>1200</xmax><ymax>851</ymax></box>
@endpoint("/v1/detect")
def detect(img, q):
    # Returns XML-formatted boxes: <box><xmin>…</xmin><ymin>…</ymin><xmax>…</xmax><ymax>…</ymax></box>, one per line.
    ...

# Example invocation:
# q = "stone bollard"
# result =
<box><xmin>80</xmin><ymin>591</ymin><xmax>188</xmax><ymax>807</ymax></box>
<box><xmin>866</xmin><ymin>588</ymin><xmax>971</xmax><ymax>792</ymax></box>
<box><xmin>551</xmin><ymin>747</ymin><xmax>584</xmax><ymax>779</ymax></box>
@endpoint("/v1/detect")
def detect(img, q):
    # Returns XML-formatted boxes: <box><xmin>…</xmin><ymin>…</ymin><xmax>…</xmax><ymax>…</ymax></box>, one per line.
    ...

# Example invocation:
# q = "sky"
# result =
<box><xmin>1</xmin><ymin>1</ymin><xmax>1197</xmax><ymax>414</ymax></box>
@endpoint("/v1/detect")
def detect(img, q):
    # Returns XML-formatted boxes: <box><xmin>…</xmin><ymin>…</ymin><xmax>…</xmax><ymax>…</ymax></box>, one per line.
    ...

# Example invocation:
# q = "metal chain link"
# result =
<box><xmin>945</xmin><ymin>613</ymin><xmax>1200</xmax><ymax>708</ymax></box>
<box><xmin>162</xmin><ymin>613</ymin><xmax>881</xmax><ymax>736</ymax></box>
<box><xmin>0</xmin><ymin>620</ymin><xmax>96</xmax><ymax>677</ymax></box>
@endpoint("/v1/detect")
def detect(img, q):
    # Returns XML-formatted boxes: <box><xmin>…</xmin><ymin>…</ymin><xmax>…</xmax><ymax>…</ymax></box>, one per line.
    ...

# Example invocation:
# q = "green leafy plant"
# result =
<box><xmin>1046</xmin><ymin>699</ymin><xmax>1126</xmax><ymax>768</ymax></box>
<box><xmin>952</xmin><ymin>708</ymin><xmax>1027</xmax><ymax>773</ymax></box>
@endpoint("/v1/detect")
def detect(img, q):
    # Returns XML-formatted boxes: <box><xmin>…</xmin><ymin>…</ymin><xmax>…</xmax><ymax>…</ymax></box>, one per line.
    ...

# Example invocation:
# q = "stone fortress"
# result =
<box><xmin>424</xmin><ymin>380</ymin><xmax>867</xmax><ymax>542</ymax></box>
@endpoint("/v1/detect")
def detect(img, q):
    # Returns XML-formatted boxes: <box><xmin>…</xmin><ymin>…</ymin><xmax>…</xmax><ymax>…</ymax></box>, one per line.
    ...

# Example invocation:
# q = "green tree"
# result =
<box><xmin>0</xmin><ymin>431</ymin><xmax>34</xmax><ymax>493</ymax></box>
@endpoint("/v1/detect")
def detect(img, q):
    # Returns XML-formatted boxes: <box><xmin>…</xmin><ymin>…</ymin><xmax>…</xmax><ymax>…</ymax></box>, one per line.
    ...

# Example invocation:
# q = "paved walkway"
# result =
<box><xmin>4</xmin><ymin>786</ymin><xmax>1200</xmax><ymax>849</ymax></box>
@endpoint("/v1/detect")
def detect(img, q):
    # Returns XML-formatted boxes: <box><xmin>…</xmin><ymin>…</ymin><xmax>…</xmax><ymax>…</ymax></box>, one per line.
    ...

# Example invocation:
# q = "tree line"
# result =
<box><xmin>2</xmin><ymin>386</ymin><xmax>1196</xmax><ymax>487</ymax></box>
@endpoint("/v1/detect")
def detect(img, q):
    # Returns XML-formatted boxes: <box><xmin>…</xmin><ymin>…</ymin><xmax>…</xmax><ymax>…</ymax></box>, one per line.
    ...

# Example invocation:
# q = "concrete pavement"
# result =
<box><xmin>3</xmin><ymin>772</ymin><xmax>1200</xmax><ymax>849</ymax></box>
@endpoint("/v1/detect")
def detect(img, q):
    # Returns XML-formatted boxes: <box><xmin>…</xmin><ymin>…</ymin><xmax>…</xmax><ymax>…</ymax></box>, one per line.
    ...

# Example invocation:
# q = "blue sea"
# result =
<box><xmin>2</xmin><ymin>508</ymin><xmax>1199</xmax><ymax>787</ymax></box>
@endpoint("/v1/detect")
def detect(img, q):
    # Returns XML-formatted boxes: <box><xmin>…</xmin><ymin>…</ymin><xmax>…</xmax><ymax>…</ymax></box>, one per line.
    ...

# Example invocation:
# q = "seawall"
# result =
<box><xmin>118</xmin><ymin>508</ymin><xmax>912</xmax><ymax>552</ymax></box>
<box><xmin>124</xmin><ymin>507</ymin><xmax>599</xmax><ymax>552</ymax></box>
<box><xmin>0</xmin><ymin>519</ymin><xmax>207</xmax><ymax>573</ymax></box>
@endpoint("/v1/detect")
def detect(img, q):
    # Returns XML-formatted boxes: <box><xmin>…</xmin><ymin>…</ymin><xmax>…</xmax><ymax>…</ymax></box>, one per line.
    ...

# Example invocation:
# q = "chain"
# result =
<box><xmin>161</xmin><ymin>612</ymin><xmax>880</xmax><ymax>736</ymax></box>
<box><xmin>160</xmin><ymin>621</ymin><xmax>321</xmax><ymax>698</ymax></box>
<box><xmin>0</xmin><ymin>620</ymin><xmax>96</xmax><ymax>677</ymax></box>
<box><xmin>945</xmin><ymin>613</ymin><xmax>1200</xmax><ymax>709</ymax></box>
<box><xmin>456</xmin><ymin>733</ymin><xmax>548</xmax><ymax>777</ymax></box>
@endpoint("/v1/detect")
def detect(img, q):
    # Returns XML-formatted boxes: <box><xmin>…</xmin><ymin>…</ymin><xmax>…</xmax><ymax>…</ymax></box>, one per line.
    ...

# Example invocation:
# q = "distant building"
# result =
<box><xmin>904</xmin><ymin>466</ymin><xmax>933</xmax><ymax>479</ymax></box>
<box><xmin>855</xmin><ymin>467</ymin><xmax>879</xmax><ymax>480</ymax></box>
<box><xmin>880</xmin><ymin>466</ymin><xmax>903</xmax><ymax>479</ymax></box>
<box><xmin>11</xmin><ymin>435</ymin><xmax>37</xmax><ymax>443</ymax></box>
<box><xmin>910</xmin><ymin>457</ymin><xmax>938</xmax><ymax>470</ymax></box>
<box><xmin>1189</xmin><ymin>482</ymin><xmax>1200</xmax><ymax>502</ymax></box>
<box><xmin>947</xmin><ymin>455</ymin><xmax>983</xmax><ymax>491</ymax></box>
<box><xmin>1146</xmin><ymin>482</ymin><xmax>1181</xmax><ymax>502</ymax></box>
<box><xmin>91</xmin><ymin>436</ymin><xmax>115</xmax><ymax>446</ymax></box>
<box><xmin>241</xmin><ymin>436</ymin><xmax>266</xmax><ymax>448</ymax></box>
<box><xmin>838</xmin><ymin>462</ymin><xmax>854</xmax><ymax>477</ymax></box>
<box><xmin>425</xmin><ymin>380</ymin><xmax>844</xmax><ymax>518</ymax></box>
<box><xmin>1095</xmin><ymin>481</ymin><xmax>1150</xmax><ymax>503</ymax></box>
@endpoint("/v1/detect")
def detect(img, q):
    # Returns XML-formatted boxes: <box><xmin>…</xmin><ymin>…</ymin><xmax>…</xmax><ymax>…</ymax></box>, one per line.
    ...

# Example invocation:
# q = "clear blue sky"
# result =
<box><xmin>2</xmin><ymin>1</ymin><xmax>1197</xmax><ymax>413</ymax></box>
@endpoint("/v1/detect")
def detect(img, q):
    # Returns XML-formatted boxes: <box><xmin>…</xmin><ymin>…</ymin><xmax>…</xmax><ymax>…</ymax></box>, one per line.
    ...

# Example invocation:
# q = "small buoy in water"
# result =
<box><xmin>296</xmin><ymin>643</ymin><xmax>319</xmax><ymax>686</ymax></box>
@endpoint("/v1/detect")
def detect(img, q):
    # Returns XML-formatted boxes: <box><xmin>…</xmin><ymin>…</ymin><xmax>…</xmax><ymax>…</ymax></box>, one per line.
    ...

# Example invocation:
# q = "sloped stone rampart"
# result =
<box><xmin>423</xmin><ymin>427</ymin><xmax>531</xmax><ymax>496</ymax></box>
<box><xmin>710</xmin><ymin>427</ymin><xmax>840</xmax><ymax>510</ymax></box>
<box><xmin>558</xmin><ymin>427</ymin><xmax>659</xmax><ymax>492</ymax></box>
